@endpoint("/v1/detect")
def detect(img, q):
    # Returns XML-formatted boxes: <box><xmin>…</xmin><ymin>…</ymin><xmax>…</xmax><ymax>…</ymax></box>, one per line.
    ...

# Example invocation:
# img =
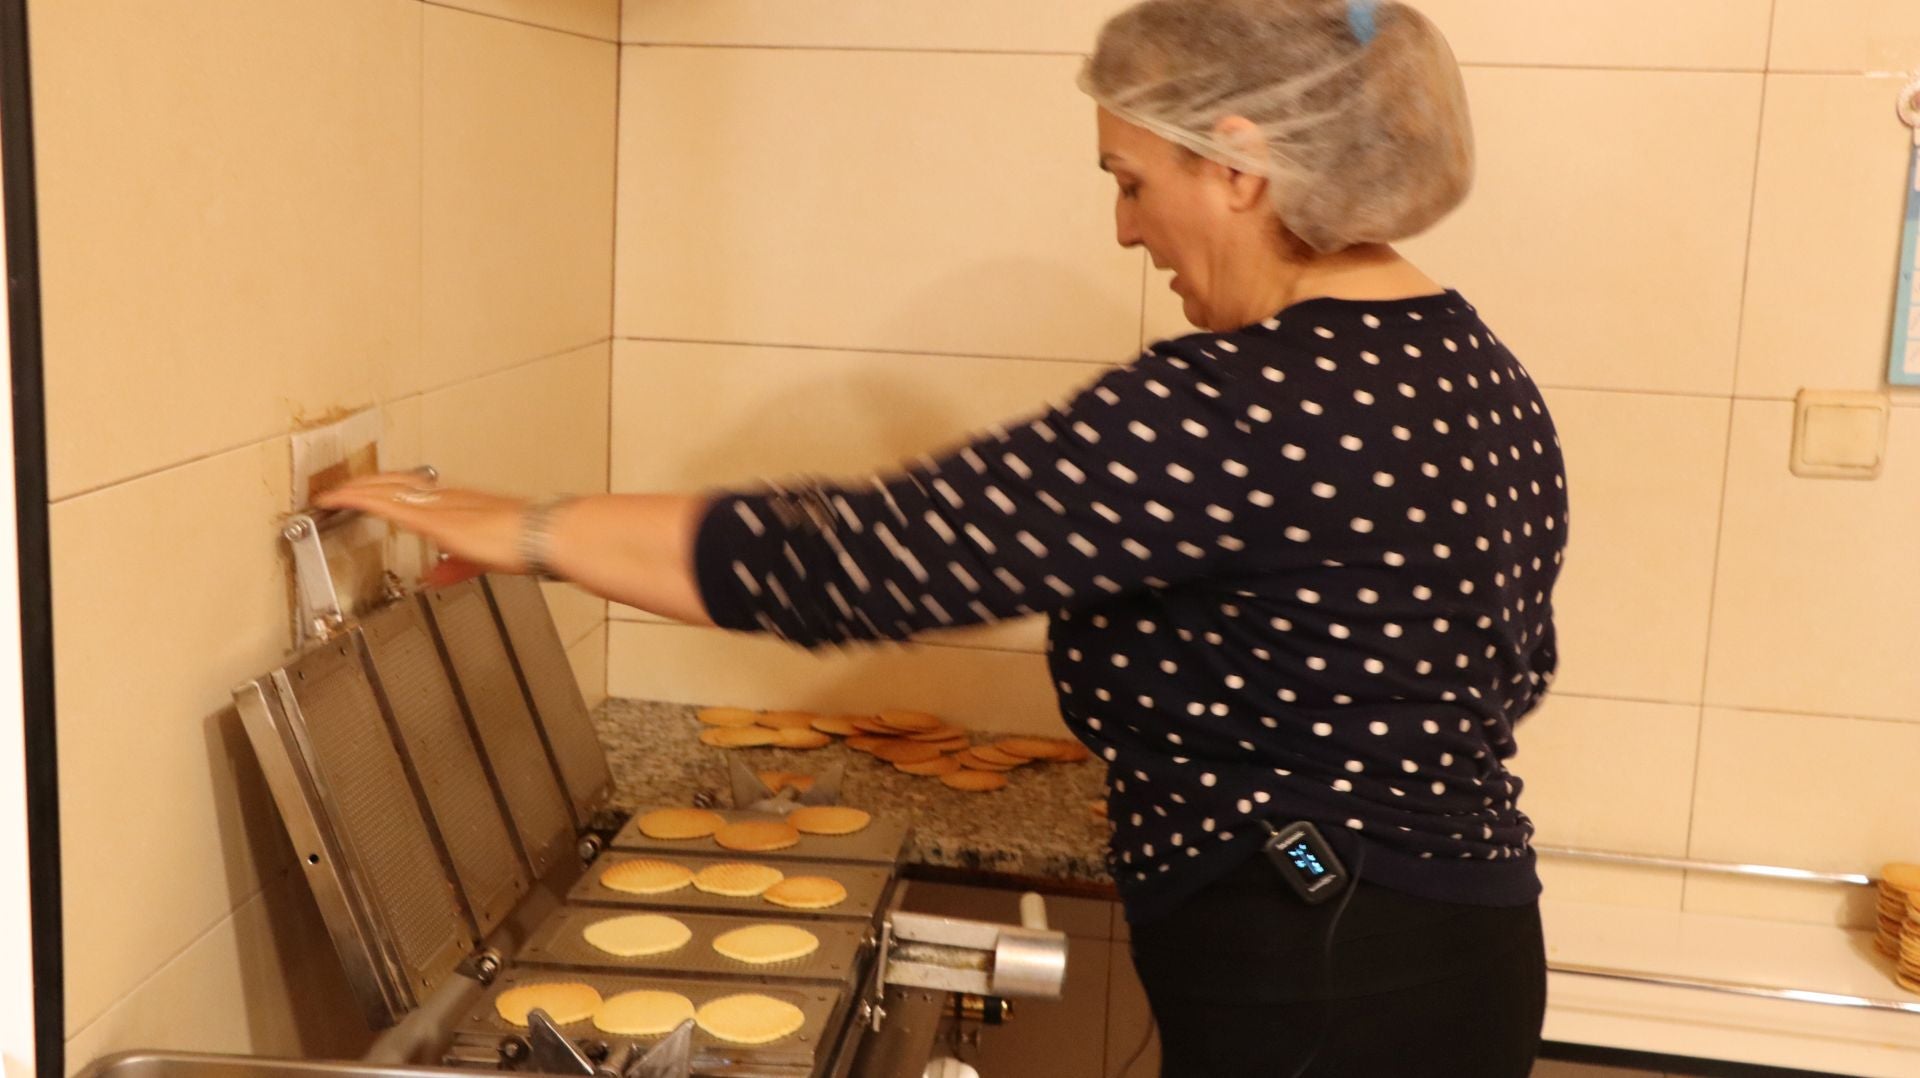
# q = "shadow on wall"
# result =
<box><xmin>206</xmin><ymin>704</ymin><xmax>371</xmax><ymax>1059</ymax></box>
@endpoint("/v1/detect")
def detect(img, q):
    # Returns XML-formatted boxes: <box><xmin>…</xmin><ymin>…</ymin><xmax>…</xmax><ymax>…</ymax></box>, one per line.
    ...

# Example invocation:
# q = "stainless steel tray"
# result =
<box><xmin>455</xmin><ymin>969</ymin><xmax>847</xmax><ymax>1076</ymax></box>
<box><xmin>609</xmin><ymin>807</ymin><xmax>910</xmax><ymax>867</ymax></box>
<box><xmin>569</xmin><ymin>852</ymin><xmax>894</xmax><ymax>923</ymax></box>
<box><xmin>514</xmin><ymin>906</ymin><xmax>868</xmax><ymax>985</ymax></box>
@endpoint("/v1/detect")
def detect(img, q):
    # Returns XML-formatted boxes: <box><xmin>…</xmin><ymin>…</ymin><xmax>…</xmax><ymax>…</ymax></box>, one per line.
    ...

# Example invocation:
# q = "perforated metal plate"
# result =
<box><xmin>457</xmin><ymin>970</ymin><xmax>846</xmax><ymax>1077</ymax></box>
<box><xmin>422</xmin><ymin>581</ymin><xmax>572</xmax><ymax>878</ymax></box>
<box><xmin>261</xmin><ymin>638</ymin><xmax>470</xmax><ymax>1017</ymax></box>
<box><xmin>484</xmin><ymin>574</ymin><xmax>611</xmax><ymax>825</ymax></box>
<box><xmin>610</xmin><ymin>808</ymin><xmax>911</xmax><ymax>867</ymax></box>
<box><xmin>516</xmin><ymin>907</ymin><xmax>867</xmax><ymax>984</ymax></box>
<box><xmin>570</xmin><ymin>852</ymin><xmax>893</xmax><ymax>923</ymax></box>
<box><xmin>360</xmin><ymin>601</ymin><xmax>527</xmax><ymax>936</ymax></box>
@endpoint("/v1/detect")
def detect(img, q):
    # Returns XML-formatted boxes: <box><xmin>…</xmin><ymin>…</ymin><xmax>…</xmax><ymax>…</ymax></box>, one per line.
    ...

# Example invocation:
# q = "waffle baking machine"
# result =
<box><xmin>73</xmin><ymin>504</ymin><xmax>1071</xmax><ymax>1078</ymax></box>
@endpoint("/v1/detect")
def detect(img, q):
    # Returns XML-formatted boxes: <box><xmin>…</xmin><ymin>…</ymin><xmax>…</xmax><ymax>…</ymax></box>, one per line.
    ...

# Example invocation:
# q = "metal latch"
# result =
<box><xmin>282</xmin><ymin>464</ymin><xmax>436</xmax><ymax>648</ymax></box>
<box><xmin>523</xmin><ymin>1009</ymin><xmax>694</xmax><ymax>1078</ymax></box>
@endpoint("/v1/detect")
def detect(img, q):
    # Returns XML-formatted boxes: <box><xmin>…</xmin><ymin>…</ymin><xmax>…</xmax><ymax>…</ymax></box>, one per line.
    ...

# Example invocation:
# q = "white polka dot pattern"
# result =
<box><xmin>695</xmin><ymin>290</ymin><xmax>1566</xmax><ymax>919</ymax></box>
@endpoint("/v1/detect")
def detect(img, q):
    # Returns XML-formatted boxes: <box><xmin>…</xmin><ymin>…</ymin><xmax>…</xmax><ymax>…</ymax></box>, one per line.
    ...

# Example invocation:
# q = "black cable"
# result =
<box><xmin>1114</xmin><ymin>1013</ymin><xmax>1155</xmax><ymax>1077</ymax></box>
<box><xmin>1285</xmin><ymin>842</ymin><xmax>1367</xmax><ymax>1078</ymax></box>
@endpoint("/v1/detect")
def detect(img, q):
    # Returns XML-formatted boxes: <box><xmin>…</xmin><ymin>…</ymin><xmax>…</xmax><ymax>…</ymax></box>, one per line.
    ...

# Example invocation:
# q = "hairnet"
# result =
<box><xmin>1080</xmin><ymin>0</ymin><xmax>1474</xmax><ymax>253</ymax></box>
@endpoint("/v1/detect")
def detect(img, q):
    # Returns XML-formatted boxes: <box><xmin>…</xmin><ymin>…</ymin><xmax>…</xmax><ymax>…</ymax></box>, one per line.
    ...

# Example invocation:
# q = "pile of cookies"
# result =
<box><xmin>695</xmin><ymin>708</ymin><xmax>833</xmax><ymax>751</ymax></box>
<box><xmin>1875</xmin><ymin>862</ymin><xmax>1920</xmax><ymax>994</ymax></box>
<box><xmin>695</xmin><ymin>706</ymin><xmax>1089</xmax><ymax>794</ymax></box>
<box><xmin>493</xmin><ymin>981</ymin><xmax>805</xmax><ymax>1044</ymax></box>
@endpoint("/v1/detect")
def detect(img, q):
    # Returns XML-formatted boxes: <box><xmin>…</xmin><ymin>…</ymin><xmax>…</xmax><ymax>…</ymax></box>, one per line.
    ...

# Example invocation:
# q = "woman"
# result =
<box><xmin>323</xmin><ymin>1</ymin><xmax>1560</xmax><ymax>1073</ymax></box>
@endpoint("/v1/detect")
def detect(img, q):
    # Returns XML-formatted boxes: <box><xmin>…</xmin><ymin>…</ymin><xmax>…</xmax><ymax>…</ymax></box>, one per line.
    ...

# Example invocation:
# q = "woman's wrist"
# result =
<box><xmin>516</xmin><ymin>495</ymin><xmax>578</xmax><ymax>579</ymax></box>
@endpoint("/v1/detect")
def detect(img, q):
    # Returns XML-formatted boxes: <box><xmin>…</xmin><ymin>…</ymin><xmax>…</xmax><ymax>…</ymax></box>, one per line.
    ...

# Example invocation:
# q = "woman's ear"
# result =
<box><xmin>1210</xmin><ymin>115</ymin><xmax>1270</xmax><ymax>213</ymax></box>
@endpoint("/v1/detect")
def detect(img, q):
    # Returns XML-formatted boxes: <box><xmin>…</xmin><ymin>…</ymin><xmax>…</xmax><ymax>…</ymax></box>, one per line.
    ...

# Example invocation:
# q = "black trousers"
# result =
<box><xmin>1129</xmin><ymin>854</ymin><xmax>1547</xmax><ymax>1078</ymax></box>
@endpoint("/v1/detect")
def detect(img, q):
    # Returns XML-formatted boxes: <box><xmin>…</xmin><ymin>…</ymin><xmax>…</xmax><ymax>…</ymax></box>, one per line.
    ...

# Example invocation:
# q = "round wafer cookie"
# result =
<box><xmin>696</xmin><ymin>993</ymin><xmax>806</xmax><ymax>1045</ymax></box>
<box><xmin>692</xmin><ymin>861</ymin><xmax>786</xmax><ymax>897</ymax></box>
<box><xmin>593</xmin><ymin>990</ymin><xmax>695</xmax><ymax>1037</ymax></box>
<box><xmin>951</xmin><ymin>751</ymin><xmax>1014</xmax><ymax>772</ymax></box>
<box><xmin>1882</xmin><ymin>863</ymin><xmax>1920</xmax><ymax>890</ymax></box>
<box><xmin>870</xmin><ymin>741</ymin><xmax>942</xmax><ymax>765</ymax></box>
<box><xmin>788</xmin><ymin>806</ymin><xmax>871</xmax><ymax>835</ymax></box>
<box><xmin>714</xmin><ymin>819</ymin><xmax>801</xmax><ymax>852</ymax></box>
<box><xmin>851</xmin><ymin>717</ymin><xmax>903</xmax><ymax>736</ymax></box>
<box><xmin>495</xmin><ymin>982</ymin><xmax>603</xmax><ymax>1026</ymax></box>
<box><xmin>1051</xmin><ymin>741</ymin><xmax>1093</xmax><ymax>763</ymax></box>
<box><xmin>941</xmin><ymin>769</ymin><xmax>1009</xmax><ymax>792</ymax></box>
<box><xmin>905</xmin><ymin>725</ymin><xmax>964</xmax><ymax>742</ymax></box>
<box><xmin>810</xmin><ymin>715</ymin><xmax>862</xmax><ymax>736</ymax></box>
<box><xmin>637</xmin><ymin>808</ymin><xmax>726</xmax><ymax>840</ymax></box>
<box><xmin>846</xmin><ymin>735</ymin><xmax>898</xmax><ymax>754</ymax></box>
<box><xmin>772</xmin><ymin>727</ymin><xmax>832</xmax><ymax>750</ymax></box>
<box><xmin>700</xmin><ymin>726</ymin><xmax>781</xmax><ymax>748</ymax></box>
<box><xmin>968</xmin><ymin>745</ymin><xmax>1030</xmax><ymax>767</ymax></box>
<box><xmin>757</xmin><ymin>710</ymin><xmax>821</xmax><ymax>731</ymax></box>
<box><xmin>600</xmin><ymin>857</ymin><xmax>694</xmax><ymax>894</ymax></box>
<box><xmin>713</xmin><ymin>923</ymin><xmax>820</xmax><ymax>964</ymax></box>
<box><xmin>919</xmin><ymin>735</ymin><xmax>972</xmax><ymax>753</ymax></box>
<box><xmin>877</xmin><ymin>710</ymin><xmax>943</xmax><ymax>732</ymax></box>
<box><xmin>697</xmin><ymin>707</ymin><xmax>760</xmax><ymax>728</ymax></box>
<box><xmin>994</xmin><ymin>737</ymin><xmax>1071</xmax><ymax>759</ymax></box>
<box><xmin>1898</xmin><ymin>972</ymin><xmax>1920</xmax><ymax>995</ymax></box>
<box><xmin>763</xmin><ymin>875</ymin><xmax>848</xmax><ymax>910</ymax></box>
<box><xmin>582</xmin><ymin>913</ymin><xmax>692</xmax><ymax>958</ymax></box>
<box><xmin>757</xmin><ymin>770</ymin><xmax>816</xmax><ymax>794</ymax></box>
<box><xmin>896</xmin><ymin>755</ymin><xmax>964</xmax><ymax>777</ymax></box>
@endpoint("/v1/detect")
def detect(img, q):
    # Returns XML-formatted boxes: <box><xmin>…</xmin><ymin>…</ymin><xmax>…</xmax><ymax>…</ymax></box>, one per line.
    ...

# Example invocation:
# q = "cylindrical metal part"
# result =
<box><xmin>989</xmin><ymin>927</ymin><xmax>1067</xmax><ymax>1000</ymax></box>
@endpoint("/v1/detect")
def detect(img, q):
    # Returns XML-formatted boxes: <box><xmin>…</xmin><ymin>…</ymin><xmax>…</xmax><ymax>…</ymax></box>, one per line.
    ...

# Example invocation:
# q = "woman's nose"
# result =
<box><xmin>1115</xmin><ymin>201</ymin><xmax>1141</xmax><ymax>249</ymax></box>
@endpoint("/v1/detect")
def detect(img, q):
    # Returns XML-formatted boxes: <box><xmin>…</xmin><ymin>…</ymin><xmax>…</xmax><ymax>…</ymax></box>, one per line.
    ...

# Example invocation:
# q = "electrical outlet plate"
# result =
<box><xmin>1790</xmin><ymin>389</ymin><xmax>1889</xmax><ymax>479</ymax></box>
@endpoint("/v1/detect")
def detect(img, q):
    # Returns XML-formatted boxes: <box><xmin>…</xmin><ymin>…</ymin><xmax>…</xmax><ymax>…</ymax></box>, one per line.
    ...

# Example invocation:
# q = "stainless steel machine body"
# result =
<box><xmin>212</xmin><ymin>558</ymin><xmax>1067</xmax><ymax>1078</ymax></box>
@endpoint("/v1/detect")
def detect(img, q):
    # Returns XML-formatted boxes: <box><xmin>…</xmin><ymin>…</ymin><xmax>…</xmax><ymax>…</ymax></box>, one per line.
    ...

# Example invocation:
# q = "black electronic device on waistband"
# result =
<box><xmin>1261</xmin><ymin>820</ymin><xmax>1350</xmax><ymax>905</ymax></box>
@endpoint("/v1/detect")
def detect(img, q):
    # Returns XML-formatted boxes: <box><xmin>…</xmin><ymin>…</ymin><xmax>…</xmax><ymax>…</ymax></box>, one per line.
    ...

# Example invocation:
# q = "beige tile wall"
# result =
<box><xmin>608</xmin><ymin>0</ymin><xmax>1920</xmax><ymax>946</ymax></box>
<box><xmin>32</xmin><ymin>0</ymin><xmax>619</xmax><ymax>1067</ymax></box>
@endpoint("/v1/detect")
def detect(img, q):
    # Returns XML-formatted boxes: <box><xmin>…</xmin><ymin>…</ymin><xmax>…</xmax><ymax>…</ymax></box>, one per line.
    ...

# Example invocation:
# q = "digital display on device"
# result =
<box><xmin>1261</xmin><ymin>820</ymin><xmax>1349</xmax><ymax>904</ymax></box>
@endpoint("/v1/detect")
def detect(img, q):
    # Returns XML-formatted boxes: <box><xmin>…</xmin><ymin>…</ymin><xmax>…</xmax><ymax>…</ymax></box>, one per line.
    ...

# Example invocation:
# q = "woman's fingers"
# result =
<box><xmin>310</xmin><ymin>474</ymin><xmax>529</xmax><ymax>573</ymax></box>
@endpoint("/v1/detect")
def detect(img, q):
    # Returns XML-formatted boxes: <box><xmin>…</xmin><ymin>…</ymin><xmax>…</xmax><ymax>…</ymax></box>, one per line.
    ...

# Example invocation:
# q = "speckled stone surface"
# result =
<box><xmin>592</xmin><ymin>698</ymin><xmax>1113</xmax><ymax>885</ymax></box>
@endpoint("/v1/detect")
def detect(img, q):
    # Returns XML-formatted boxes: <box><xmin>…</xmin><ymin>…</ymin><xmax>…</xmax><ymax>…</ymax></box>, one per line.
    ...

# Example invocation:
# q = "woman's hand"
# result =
<box><xmin>314</xmin><ymin>473</ymin><xmax>529</xmax><ymax>575</ymax></box>
<box><xmin>315</xmin><ymin>474</ymin><xmax>716</xmax><ymax>625</ymax></box>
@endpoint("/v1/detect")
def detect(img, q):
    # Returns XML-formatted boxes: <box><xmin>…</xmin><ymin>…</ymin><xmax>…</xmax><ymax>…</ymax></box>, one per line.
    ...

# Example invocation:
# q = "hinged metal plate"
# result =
<box><xmin>360</xmin><ymin>600</ymin><xmax>528</xmax><ymax>937</ymax></box>
<box><xmin>483</xmin><ymin>575</ymin><xmax>612</xmax><ymax>826</ymax></box>
<box><xmin>233</xmin><ymin>636</ymin><xmax>472</xmax><ymax>1026</ymax></box>
<box><xmin>421</xmin><ymin>580</ymin><xmax>573</xmax><ymax>879</ymax></box>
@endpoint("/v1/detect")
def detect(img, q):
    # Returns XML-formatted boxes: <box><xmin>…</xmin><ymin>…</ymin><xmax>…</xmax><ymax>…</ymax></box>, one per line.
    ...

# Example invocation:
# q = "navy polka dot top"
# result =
<box><xmin>693</xmin><ymin>289</ymin><xmax>1566</xmax><ymax>923</ymax></box>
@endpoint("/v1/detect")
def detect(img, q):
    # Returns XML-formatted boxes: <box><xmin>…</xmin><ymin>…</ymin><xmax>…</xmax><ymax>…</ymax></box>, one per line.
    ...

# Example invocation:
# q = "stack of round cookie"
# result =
<box><xmin>1876</xmin><ymin>862</ymin><xmax>1920</xmax><ymax>994</ymax></box>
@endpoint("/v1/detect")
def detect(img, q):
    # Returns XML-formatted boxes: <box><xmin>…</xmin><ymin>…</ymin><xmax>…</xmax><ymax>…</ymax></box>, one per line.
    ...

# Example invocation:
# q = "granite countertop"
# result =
<box><xmin>591</xmin><ymin>699</ymin><xmax>1113</xmax><ymax>889</ymax></box>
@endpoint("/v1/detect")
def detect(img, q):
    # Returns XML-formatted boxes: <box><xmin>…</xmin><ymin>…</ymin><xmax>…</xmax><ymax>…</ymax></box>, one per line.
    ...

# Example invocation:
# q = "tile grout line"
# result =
<box><xmin>615</xmin><ymin>334</ymin><xmax>1127</xmax><ymax>368</ymax></box>
<box><xmin>605</xmin><ymin>614</ymin><xmax>1920</xmax><ymax>726</ymax></box>
<box><xmin>1680</xmin><ymin>0</ymin><xmax>1779</xmax><ymax>891</ymax></box>
<box><xmin>612</xmin><ymin>40</ymin><xmax>1899</xmax><ymax>80</ymax></box>
<box><xmin>605</xmin><ymin>21</ymin><xmax>624</xmax><ymax>693</ymax></box>
<box><xmin>418</xmin><ymin>0</ymin><xmax>621</xmax><ymax>46</ymax></box>
<box><xmin>52</xmin><ymin>341</ymin><xmax>608</xmax><ymax>507</ymax></box>
<box><xmin>612</xmin><ymin>336</ymin><xmax>1920</xmax><ymax>407</ymax></box>
<box><xmin>62</xmin><ymin>865</ymin><xmax>292</xmax><ymax>1047</ymax></box>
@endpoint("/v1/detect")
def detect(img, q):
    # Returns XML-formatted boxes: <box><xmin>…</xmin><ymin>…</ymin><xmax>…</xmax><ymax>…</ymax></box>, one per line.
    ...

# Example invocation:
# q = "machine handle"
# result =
<box><xmin>1018</xmin><ymin>892</ymin><xmax>1048</xmax><ymax>931</ymax></box>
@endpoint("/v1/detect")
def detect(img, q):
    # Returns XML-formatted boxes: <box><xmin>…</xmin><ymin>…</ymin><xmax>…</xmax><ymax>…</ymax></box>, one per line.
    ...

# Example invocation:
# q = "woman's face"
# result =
<box><xmin>1096</xmin><ymin>106</ymin><xmax>1243</xmax><ymax>330</ymax></box>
